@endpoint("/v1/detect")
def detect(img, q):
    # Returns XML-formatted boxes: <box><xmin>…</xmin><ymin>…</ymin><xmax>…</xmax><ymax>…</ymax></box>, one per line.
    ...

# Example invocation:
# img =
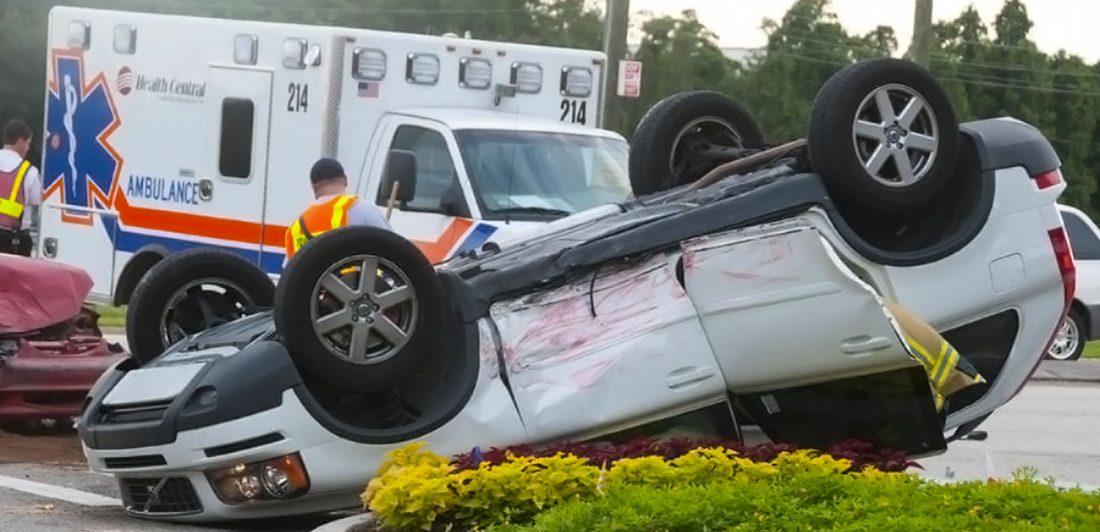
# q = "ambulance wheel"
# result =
<box><xmin>126</xmin><ymin>248</ymin><xmax>274</xmax><ymax>364</ymax></box>
<box><xmin>629</xmin><ymin>90</ymin><xmax>765</xmax><ymax>196</ymax></box>
<box><xmin>808</xmin><ymin>58</ymin><xmax>959</xmax><ymax>218</ymax></box>
<box><xmin>274</xmin><ymin>226</ymin><xmax>445</xmax><ymax>393</ymax></box>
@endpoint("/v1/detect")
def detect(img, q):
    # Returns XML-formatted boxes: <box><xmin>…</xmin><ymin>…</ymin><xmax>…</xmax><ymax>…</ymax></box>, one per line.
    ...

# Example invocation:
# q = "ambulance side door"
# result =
<box><xmin>197</xmin><ymin>66</ymin><xmax>274</xmax><ymax>260</ymax></box>
<box><xmin>362</xmin><ymin>117</ymin><xmax>477</xmax><ymax>263</ymax></box>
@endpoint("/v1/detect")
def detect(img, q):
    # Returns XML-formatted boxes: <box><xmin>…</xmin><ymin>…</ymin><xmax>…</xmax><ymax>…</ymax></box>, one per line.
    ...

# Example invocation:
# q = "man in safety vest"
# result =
<box><xmin>284</xmin><ymin>157</ymin><xmax>391</xmax><ymax>261</ymax></box>
<box><xmin>0</xmin><ymin>120</ymin><xmax>42</xmax><ymax>256</ymax></box>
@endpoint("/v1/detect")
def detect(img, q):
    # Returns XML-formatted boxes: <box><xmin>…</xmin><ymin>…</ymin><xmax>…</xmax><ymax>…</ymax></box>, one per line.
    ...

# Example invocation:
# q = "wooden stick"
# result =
<box><xmin>384</xmin><ymin>181</ymin><xmax>401</xmax><ymax>220</ymax></box>
<box><xmin>688</xmin><ymin>138</ymin><xmax>808</xmax><ymax>191</ymax></box>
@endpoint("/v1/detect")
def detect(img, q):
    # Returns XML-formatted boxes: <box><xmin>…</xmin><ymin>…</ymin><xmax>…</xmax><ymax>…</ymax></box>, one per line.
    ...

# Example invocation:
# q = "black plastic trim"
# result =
<box><xmin>203</xmin><ymin>432</ymin><xmax>285</xmax><ymax>458</ymax></box>
<box><xmin>103</xmin><ymin>455</ymin><xmax>167</xmax><ymax>469</ymax></box>
<box><xmin>823</xmin><ymin>168</ymin><xmax>996</xmax><ymax>267</ymax></box>
<box><xmin>81</xmin><ymin>341</ymin><xmax>301</xmax><ymax>450</ymax></box>
<box><xmin>1083</xmin><ymin>302</ymin><xmax>1100</xmax><ymax>340</ymax></box>
<box><xmin>960</xmin><ymin>118</ymin><xmax>1061</xmax><ymax>177</ymax></box>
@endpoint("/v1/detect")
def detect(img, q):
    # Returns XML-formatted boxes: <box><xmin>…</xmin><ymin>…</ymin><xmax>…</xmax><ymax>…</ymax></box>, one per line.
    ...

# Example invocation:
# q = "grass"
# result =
<box><xmin>1084</xmin><ymin>341</ymin><xmax>1100</xmax><ymax>359</ymax></box>
<box><xmin>95</xmin><ymin>305</ymin><xmax>126</xmax><ymax>330</ymax></box>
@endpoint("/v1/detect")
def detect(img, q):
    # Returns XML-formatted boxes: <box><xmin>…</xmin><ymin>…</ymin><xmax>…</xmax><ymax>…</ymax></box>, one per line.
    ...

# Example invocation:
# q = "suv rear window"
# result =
<box><xmin>1061</xmin><ymin>210</ymin><xmax>1100</xmax><ymax>260</ymax></box>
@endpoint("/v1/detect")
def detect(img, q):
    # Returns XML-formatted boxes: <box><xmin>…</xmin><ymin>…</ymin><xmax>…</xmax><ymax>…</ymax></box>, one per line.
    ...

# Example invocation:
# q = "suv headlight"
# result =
<box><xmin>207</xmin><ymin>453</ymin><xmax>310</xmax><ymax>504</ymax></box>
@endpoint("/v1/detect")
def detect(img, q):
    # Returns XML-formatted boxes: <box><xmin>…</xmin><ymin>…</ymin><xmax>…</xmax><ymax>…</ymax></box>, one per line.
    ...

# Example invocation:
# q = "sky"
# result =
<box><xmin>627</xmin><ymin>0</ymin><xmax>1100</xmax><ymax>63</ymax></box>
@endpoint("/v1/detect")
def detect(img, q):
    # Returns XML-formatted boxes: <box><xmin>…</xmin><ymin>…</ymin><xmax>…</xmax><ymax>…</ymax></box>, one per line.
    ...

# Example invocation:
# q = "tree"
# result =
<box><xmin>614</xmin><ymin>9</ymin><xmax>733</xmax><ymax>134</ymax></box>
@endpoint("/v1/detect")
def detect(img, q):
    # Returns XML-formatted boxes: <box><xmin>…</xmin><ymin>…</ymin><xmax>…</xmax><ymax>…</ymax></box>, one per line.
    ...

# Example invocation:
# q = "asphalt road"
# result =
<box><xmin>1</xmin><ymin>381</ymin><xmax>1096</xmax><ymax>532</ymax></box>
<box><xmin>919</xmin><ymin>381</ymin><xmax>1100</xmax><ymax>488</ymax></box>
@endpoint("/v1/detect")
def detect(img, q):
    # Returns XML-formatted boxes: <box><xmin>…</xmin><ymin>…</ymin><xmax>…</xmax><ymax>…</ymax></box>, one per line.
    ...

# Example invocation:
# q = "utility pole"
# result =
<box><xmin>602</xmin><ymin>0</ymin><xmax>630</xmax><ymax>130</ymax></box>
<box><xmin>907</xmin><ymin>0</ymin><xmax>933</xmax><ymax>68</ymax></box>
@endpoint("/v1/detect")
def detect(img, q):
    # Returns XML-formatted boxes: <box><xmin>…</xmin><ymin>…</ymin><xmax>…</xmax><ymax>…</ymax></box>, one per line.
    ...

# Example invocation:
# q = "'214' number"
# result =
<box><xmin>560</xmin><ymin>99</ymin><xmax>587</xmax><ymax>125</ymax></box>
<box><xmin>287</xmin><ymin>83</ymin><xmax>309</xmax><ymax>112</ymax></box>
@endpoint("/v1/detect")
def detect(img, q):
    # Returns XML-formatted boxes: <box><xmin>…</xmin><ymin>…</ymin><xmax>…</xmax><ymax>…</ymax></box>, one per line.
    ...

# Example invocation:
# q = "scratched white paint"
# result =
<box><xmin>682</xmin><ymin>222</ymin><xmax>917</xmax><ymax>393</ymax></box>
<box><xmin>477</xmin><ymin>318</ymin><xmax>500</xmax><ymax>380</ymax></box>
<box><xmin>490</xmin><ymin>252</ymin><xmax>725</xmax><ymax>442</ymax></box>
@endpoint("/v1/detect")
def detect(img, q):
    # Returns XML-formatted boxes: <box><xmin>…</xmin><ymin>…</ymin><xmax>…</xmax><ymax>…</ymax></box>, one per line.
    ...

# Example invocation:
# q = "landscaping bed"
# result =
<box><xmin>358</xmin><ymin>438</ymin><xmax>1100</xmax><ymax>531</ymax></box>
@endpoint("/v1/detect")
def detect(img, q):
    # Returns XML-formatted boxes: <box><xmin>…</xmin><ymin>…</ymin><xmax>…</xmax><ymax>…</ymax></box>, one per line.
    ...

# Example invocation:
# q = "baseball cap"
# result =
<box><xmin>310</xmin><ymin>157</ymin><xmax>346</xmax><ymax>183</ymax></box>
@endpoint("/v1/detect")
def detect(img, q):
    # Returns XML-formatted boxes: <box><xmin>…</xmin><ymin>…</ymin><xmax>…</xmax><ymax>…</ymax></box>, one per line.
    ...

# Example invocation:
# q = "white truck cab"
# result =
<box><xmin>37</xmin><ymin>6</ymin><xmax>630</xmax><ymax>306</ymax></box>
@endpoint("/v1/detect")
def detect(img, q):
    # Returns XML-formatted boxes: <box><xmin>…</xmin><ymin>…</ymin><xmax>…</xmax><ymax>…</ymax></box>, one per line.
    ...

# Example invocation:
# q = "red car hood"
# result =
<box><xmin>0</xmin><ymin>255</ymin><xmax>94</xmax><ymax>335</ymax></box>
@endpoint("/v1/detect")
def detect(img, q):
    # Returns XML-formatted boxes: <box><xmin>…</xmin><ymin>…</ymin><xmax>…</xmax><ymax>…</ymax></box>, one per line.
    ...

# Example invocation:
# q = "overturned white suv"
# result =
<box><xmin>78</xmin><ymin>59</ymin><xmax>1073</xmax><ymax>522</ymax></box>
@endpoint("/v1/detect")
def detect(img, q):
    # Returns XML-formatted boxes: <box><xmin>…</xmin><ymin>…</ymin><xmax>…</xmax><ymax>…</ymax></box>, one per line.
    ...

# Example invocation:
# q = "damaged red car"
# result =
<box><xmin>0</xmin><ymin>254</ymin><xmax>125</xmax><ymax>427</ymax></box>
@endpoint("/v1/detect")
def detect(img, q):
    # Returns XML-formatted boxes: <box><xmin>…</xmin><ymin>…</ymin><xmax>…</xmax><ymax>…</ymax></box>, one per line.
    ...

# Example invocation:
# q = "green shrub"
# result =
<box><xmin>489</xmin><ymin>474</ymin><xmax>1100</xmax><ymax>532</ymax></box>
<box><xmin>365</xmin><ymin>444</ymin><xmax>871</xmax><ymax>530</ymax></box>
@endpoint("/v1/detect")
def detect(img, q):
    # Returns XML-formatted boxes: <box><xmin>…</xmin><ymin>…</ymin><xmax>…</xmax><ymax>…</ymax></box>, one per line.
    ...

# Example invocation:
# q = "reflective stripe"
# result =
<box><xmin>930</xmin><ymin>341</ymin><xmax>950</xmax><ymax>385</ymax></box>
<box><xmin>0</xmin><ymin>161</ymin><xmax>30</xmax><ymax>218</ymax></box>
<box><xmin>330</xmin><ymin>195</ymin><xmax>353</xmax><ymax>228</ymax></box>
<box><xmin>937</xmin><ymin>348</ymin><xmax>959</xmax><ymax>388</ymax></box>
<box><xmin>906</xmin><ymin>337</ymin><xmax>934</xmax><ymax>369</ymax></box>
<box><xmin>285</xmin><ymin>195</ymin><xmax>359</xmax><ymax>259</ymax></box>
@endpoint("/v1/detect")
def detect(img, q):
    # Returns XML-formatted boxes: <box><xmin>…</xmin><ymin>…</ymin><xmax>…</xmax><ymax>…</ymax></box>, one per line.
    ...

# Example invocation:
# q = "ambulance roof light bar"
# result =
<box><xmin>560</xmin><ymin>66</ymin><xmax>592</xmax><ymax>97</ymax></box>
<box><xmin>459</xmin><ymin>57</ymin><xmax>492</xmax><ymax>90</ymax></box>
<box><xmin>113</xmin><ymin>24</ymin><xmax>136</xmax><ymax>55</ymax></box>
<box><xmin>407</xmin><ymin>53</ymin><xmax>440</xmax><ymax>85</ymax></box>
<box><xmin>511</xmin><ymin>62</ymin><xmax>542</xmax><ymax>94</ymax></box>
<box><xmin>68</xmin><ymin>20</ymin><xmax>90</xmax><ymax>50</ymax></box>
<box><xmin>283</xmin><ymin>38</ymin><xmax>306</xmax><ymax>69</ymax></box>
<box><xmin>234</xmin><ymin>34</ymin><xmax>258</xmax><ymax>65</ymax></box>
<box><xmin>353</xmin><ymin>48</ymin><xmax>387</xmax><ymax>80</ymax></box>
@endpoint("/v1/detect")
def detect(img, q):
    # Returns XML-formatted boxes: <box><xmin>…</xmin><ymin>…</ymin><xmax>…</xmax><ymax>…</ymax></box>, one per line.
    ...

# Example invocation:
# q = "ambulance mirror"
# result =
<box><xmin>383</xmin><ymin>150</ymin><xmax>417</xmax><ymax>203</ymax></box>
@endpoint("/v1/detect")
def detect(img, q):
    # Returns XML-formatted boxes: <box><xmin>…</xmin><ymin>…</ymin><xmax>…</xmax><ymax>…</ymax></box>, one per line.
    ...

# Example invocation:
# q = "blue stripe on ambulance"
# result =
<box><xmin>454</xmin><ymin>223</ymin><xmax>498</xmax><ymax>255</ymax></box>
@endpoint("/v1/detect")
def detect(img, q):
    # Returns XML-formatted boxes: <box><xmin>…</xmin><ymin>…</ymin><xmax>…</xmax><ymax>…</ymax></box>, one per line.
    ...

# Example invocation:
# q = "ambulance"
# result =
<box><xmin>36</xmin><ymin>6</ymin><xmax>631</xmax><ymax>312</ymax></box>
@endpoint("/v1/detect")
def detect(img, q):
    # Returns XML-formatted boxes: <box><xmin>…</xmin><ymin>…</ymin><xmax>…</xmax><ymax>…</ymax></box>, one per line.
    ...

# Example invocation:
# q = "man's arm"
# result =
<box><xmin>22</xmin><ymin>166</ymin><xmax>43</xmax><ymax>237</ymax></box>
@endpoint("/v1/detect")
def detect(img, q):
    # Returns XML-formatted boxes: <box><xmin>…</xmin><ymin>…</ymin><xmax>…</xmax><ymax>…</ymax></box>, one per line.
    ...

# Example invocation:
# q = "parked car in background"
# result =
<box><xmin>1050</xmin><ymin>204</ymin><xmax>1100</xmax><ymax>360</ymax></box>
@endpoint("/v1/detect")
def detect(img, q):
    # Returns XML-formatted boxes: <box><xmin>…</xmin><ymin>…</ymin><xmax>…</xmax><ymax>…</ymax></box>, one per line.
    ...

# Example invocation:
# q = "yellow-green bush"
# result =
<box><xmin>490</xmin><ymin>473</ymin><xmax>1100</xmax><ymax>532</ymax></box>
<box><xmin>362</xmin><ymin>443</ymin><xmax>872</xmax><ymax>530</ymax></box>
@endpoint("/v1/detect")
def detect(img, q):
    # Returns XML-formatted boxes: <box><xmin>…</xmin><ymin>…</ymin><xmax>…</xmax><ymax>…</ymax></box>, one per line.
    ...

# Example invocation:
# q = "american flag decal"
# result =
<box><xmin>358</xmin><ymin>81</ymin><xmax>379</xmax><ymax>98</ymax></box>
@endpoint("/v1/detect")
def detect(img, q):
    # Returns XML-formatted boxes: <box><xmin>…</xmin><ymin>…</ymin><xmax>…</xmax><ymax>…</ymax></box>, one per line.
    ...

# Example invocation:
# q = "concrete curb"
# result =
<box><xmin>310</xmin><ymin>512</ymin><xmax>379</xmax><ymax>532</ymax></box>
<box><xmin>1030</xmin><ymin>359</ymin><xmax>1100</xmax><ymax>383</ymax></box>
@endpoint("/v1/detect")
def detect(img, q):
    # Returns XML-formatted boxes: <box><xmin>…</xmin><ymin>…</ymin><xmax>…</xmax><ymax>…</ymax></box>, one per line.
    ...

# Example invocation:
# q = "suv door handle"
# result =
<box><xmin>841</xmin><ymin>336</ymin><xmax>893</xmax><ymax>355</ymax></box>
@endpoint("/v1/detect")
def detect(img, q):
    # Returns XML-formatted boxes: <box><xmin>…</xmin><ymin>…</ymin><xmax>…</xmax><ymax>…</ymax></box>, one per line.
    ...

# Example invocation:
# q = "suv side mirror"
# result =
<box><xmin>382</xmin><ymin>149</ymin><xmax>417</xmax><ymax>203</ymax></box>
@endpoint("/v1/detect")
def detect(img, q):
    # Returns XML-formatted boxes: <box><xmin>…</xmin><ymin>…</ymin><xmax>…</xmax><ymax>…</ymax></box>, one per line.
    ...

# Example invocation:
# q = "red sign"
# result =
<box><xmin>617</xmin><ymin>60</ymin><xmax>642</xmax><ymax>98</ymax></box>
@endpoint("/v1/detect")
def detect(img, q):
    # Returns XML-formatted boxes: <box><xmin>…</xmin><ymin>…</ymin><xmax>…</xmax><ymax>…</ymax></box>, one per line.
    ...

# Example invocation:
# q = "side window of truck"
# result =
<box><xmin>1061</xmin><ymin>211</ymin><xmax>1100</xmax><ymax>260</ymax></box>
<box><xmin>376</xmin><ymin>126</ymin><xmax>462</xmax><ymax>214</ymax></box>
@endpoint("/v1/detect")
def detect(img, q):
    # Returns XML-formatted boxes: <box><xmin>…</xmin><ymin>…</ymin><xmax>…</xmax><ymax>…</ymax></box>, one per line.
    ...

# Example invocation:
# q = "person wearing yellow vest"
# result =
<box><xmin>0</xmin><ymin>120</ymin><xmax>42</xmax><ymax>257</ymax></box>
<box><xmin>284</xmin><ymin>157</ymin><xmax>392</xmax><ymax>262</ymax></box>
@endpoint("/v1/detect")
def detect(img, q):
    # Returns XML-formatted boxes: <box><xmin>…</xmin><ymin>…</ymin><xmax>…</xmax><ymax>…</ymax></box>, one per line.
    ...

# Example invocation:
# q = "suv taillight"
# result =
<box><xmin>1050</xmin><ymin>227</ymin><xmax>1077</xmax><ymax>306</ymax></box>
<box><xmin>1035</xmin><ymin>169</ymin><xmax>1064</xmax><ymax>189</ymax></box>
<box><xmin>1015</xmin><ymin>226</ymin><xmax>1077</xmax><ymax>398</ymax></box>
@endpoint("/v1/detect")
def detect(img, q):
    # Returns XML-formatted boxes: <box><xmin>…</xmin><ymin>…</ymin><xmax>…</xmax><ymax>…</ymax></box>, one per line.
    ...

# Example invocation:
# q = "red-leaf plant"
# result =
<box><xmin>450</xmin><ymin>437</ymin><xmax>920</xmax><ymax>473</ymax></box>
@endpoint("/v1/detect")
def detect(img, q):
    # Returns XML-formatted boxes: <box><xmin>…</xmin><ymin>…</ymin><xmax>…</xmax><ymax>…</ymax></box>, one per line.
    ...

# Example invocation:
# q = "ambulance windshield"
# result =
<box><xmin>455</xmin><ymin>130</ymin><xmax>632</xmax><ymax>220</ymax></box>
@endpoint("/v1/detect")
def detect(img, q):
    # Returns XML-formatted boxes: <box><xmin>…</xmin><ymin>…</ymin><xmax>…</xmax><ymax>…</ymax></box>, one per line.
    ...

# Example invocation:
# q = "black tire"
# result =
<box><xmin>274</xmin><ymin>226</ymin><xmax>445</xmax><ymax>393</ymax></box>
<box><xmin>126</xmin><ymin>248</ymin><xmax>274</xmax><ymax>364</ymax></box>
<box><xmin>629</xmin><ymin>90</ymin><xmax>765</xmax><ymax>196</ymax></box>
<box><xmin>1047</xmin><ymin>309</ymin><xmax>1085</xmax><ymax>361</ymax></box>
<box><xmin>808</xmin><ymin>58</ymin><xmax>959</xmax><ymax>218</ymax></box>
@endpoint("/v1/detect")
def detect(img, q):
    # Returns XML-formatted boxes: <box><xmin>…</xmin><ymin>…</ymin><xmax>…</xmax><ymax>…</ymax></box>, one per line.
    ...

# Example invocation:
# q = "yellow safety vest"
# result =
<box><xmin>284</xmin><ymin>195</ymin><xmax>358</xmax><ymax>259</ymax></box>
<box><xmin>0</xmin><ymin>160</ymin><xmax>30</xmax><ymax>227</ymax></box>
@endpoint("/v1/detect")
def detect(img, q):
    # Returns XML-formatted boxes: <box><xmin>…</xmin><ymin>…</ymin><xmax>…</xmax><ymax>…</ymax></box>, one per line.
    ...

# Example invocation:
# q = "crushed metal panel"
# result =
<box><xmin>682</xmin><ymin>221</ymin><xmax>916</xmax><ymax>393</ymax></box>
<box><xmin>490</xmin><ymin>253</ymin><xmax>724</xmax><ymax>442</ymax></box>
